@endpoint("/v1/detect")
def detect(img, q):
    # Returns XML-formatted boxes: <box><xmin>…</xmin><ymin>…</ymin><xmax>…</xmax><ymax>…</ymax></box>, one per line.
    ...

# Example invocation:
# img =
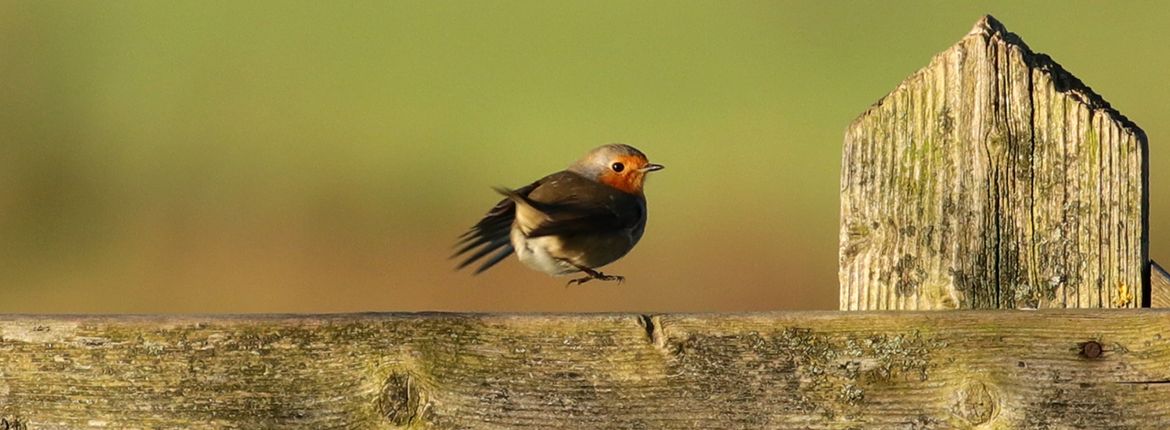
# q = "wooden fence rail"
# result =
<box><xmin>2</xmin><ymin>311</ymin><xmax>1169</xmax><ymax>429</ymax></box>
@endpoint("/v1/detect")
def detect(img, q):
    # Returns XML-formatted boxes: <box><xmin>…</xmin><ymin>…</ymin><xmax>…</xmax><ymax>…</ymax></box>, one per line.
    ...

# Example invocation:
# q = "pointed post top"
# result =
<box><xmin>964</xmin><ymin>14</ymin><xmax>1032</xmax><ymax>53</ymax></box>
<box><xmin>968</xmin><ymin>15</ymin><xmax>1007</xmax><ymax>36</ymax></box>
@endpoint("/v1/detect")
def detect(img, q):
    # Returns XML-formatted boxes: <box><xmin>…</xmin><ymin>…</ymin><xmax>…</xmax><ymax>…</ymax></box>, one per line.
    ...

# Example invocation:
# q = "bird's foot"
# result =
<box><xmin>566</xmin><ymin>265</ymin><xmax>625</xmax><ymax>286</ymax></box>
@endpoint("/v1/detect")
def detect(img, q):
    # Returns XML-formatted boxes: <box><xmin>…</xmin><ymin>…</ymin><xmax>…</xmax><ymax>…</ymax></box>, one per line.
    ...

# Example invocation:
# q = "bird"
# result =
<box><xmin>454</xmin><ymin>144</ymin><xmax>664</xmax><ymax>285</ymax></box>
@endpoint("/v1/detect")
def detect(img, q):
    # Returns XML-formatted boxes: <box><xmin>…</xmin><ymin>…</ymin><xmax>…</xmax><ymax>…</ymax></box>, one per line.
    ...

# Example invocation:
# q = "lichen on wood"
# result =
<box><xmin>3</xmin><ymin>311</ymin><xmax>1170</xmax><ymax>429</ymax></box>
<box><xmin>840</xmin><ymin>15</ymin><xmax>1148</xmax><ymax>310</ymax></box>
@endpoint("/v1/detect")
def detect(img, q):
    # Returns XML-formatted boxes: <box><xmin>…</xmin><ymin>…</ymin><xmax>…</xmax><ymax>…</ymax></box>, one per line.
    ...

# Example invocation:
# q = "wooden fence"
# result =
<box><xmin>2</xmin><ymin>15</ymin><xmax>1164</xmax><ymax>430</ymax></box>
<box><xmin>840</xmin><ymin>15</ymin><xmax>1148</xmax><ymax>311</ymax></box>
<box><xmin>2</xmin><ymin>311</ymin><xmax>1169</xmax><ymax>429</ymax></box>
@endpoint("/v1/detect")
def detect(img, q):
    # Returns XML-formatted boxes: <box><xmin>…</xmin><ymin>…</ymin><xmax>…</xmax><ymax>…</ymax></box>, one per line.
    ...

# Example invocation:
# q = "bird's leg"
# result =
<box><xmin>566</xmin><ymin>264</ymin><xmax>624</xmax><ymax>286</ymax></box>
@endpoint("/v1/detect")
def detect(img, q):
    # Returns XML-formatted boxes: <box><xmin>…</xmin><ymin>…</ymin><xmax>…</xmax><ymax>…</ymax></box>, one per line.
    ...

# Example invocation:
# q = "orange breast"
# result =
<box><xmin>599</xmin><ymin>173</ymin><xmax>642</xmax><ymax>194</ymax></box>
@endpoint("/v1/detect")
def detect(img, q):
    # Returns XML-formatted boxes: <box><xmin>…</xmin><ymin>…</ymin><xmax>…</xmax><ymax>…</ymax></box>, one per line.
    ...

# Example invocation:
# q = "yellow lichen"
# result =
<box><xmin>1114</xmin><ymin>283</ymin><xmax>1134</xmax><ymax>307</ymax></box>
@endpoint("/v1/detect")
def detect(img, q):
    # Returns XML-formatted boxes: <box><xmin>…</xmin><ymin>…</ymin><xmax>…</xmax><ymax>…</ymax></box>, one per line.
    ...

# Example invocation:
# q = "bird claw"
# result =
<box><xmin>566</xmin><ymin>266</ymin><xmax>624</xmax><ymax>287</ymax></box>
<box><xmin>566</xmin><ymin>277</ymin><xmax>590</xmax><ymax>287</ymax></box>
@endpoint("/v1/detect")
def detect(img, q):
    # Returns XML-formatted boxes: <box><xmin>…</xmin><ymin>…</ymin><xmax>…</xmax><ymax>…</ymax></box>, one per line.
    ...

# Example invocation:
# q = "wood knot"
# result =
<box><xmin>1</xmin><ymin>417</ymin><xmax>29</xmax><ymax>430</ymax></box>
<box><xmin>378</xmin><ymin>371</ymin><xmax>423</xmax><ymax>426</ymax></box>
<box><xmin>952</xmin><ymin>380</ymin><xmax>997</xmax><ymax>426</ymax></box>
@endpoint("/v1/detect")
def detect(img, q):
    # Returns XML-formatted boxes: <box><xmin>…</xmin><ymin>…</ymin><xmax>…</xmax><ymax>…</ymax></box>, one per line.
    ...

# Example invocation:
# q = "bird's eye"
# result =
<box><xmin>611</xmin><ymin>162</ymin><xmax>625</xmax><ymax>172</ymax></box>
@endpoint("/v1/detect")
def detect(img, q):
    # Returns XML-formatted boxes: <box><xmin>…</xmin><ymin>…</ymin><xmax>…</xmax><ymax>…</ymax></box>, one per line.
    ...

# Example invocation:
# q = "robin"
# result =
<box><xmin>454</xmin><ymin>144</ymin><xmax>664</xmax><ymax>285</ymax></box>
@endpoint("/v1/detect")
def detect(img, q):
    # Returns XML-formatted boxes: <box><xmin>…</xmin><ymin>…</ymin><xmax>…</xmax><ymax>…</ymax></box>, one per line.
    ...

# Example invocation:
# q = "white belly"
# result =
<box><xmin>511</xmin><ymin>230</ymin><xmax>578</xmax><ymax>276</ymax></box>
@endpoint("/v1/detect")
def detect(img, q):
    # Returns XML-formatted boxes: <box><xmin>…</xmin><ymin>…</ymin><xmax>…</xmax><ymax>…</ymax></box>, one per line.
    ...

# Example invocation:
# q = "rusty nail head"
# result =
<box><xmin>1080</xmin><ymin>341</ymin><xmax>1103</xmax><ymax>359</ymax></box>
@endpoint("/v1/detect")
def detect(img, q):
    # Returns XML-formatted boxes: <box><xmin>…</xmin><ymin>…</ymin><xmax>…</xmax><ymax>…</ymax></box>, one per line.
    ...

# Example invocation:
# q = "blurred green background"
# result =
<box><xmin>2</xmin><ymin>1</ymin><xmax>1168</xmax><ymax>313</ymax></box>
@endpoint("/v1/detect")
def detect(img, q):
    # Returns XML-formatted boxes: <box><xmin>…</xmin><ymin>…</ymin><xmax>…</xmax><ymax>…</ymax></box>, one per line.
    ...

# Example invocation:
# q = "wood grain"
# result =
<box><xmin>1</xmin><ymin>311</ymin><xmax>1169</xmax><ymax>429</ymax></box>
<box><xmin>1151</xmin><ymin>261</ymin><xmax>1170</xmax><ymax>308</ymax></box>
<box><xmin>840</xmin><ymin>15</ymin><xmax>1148</xmax><ymax>310</ymax></box>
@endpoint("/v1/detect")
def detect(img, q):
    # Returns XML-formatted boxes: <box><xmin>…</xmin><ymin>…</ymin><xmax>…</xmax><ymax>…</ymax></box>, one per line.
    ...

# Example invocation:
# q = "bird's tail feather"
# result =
<box><xmin>493</xmin><ymin>186</ymin><xmax>548</xmax><ymax>233</ymax></box>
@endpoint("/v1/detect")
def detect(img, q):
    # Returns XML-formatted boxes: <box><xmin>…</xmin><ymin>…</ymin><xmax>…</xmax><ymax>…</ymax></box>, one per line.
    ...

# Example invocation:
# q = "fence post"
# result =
<box><xmin>1152</xmin><ymin>261</ymin><xmax>1170</xmax><ymax>308</ymax></box>
<box><xmin>840</xmin><ymin>15</ymin><xmax>1149</xmax><ymax>310</ymax></box>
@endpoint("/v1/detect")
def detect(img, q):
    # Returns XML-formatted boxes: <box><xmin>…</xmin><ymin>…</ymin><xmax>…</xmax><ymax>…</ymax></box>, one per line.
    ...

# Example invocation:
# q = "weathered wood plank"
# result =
<box><xmin>840</xmin><ymin>15</ymin><xmax>1148</xmax><ymax>310</ymax></box>
<box><xmin>2</xmin><ymin>311</ymin><xmax>1169</xmax><ymax>429</ymax></box>
<box><xmin>1151</xmin><ymin>261</ymin><xmax>1170</xmax><ymax>308</ymax></box>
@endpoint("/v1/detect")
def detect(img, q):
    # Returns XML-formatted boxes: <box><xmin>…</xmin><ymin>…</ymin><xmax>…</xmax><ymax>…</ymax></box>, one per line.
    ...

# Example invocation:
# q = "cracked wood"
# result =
<box><xmin>2</xmin><ymin>311</ymin><xmax>1170</xmax><ymax>429</ymax></box>
<box><xmin>840</xmin><ymin>15</ymin><xmax>1148</xmax><ymax>310</ymax></box>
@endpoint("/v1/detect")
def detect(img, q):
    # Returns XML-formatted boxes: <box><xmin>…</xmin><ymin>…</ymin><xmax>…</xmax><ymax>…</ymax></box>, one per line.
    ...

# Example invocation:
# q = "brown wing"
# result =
<box><xmin>452</xmin><ymin>178</ymin><xmax>543</xmax><ymax>274</ymax></box>
<box><xmin>522</xmin><ymin>172</ymin><xmax>644</xmax><ymax>239</ymax></box>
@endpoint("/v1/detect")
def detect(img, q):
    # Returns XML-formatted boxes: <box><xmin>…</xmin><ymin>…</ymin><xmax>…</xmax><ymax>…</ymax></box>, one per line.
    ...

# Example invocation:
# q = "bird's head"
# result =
<box><xmin>569</xmin><ymin>144</ymin><xmax>664</xmax><ymax>195</ymax></box>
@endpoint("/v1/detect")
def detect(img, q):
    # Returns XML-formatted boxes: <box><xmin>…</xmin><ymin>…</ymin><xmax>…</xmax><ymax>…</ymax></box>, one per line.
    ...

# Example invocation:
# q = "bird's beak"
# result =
<box><xmin>640</xmin><ymin>163</ymin><xmax>665</xmax><ymax>173</ymax></box>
